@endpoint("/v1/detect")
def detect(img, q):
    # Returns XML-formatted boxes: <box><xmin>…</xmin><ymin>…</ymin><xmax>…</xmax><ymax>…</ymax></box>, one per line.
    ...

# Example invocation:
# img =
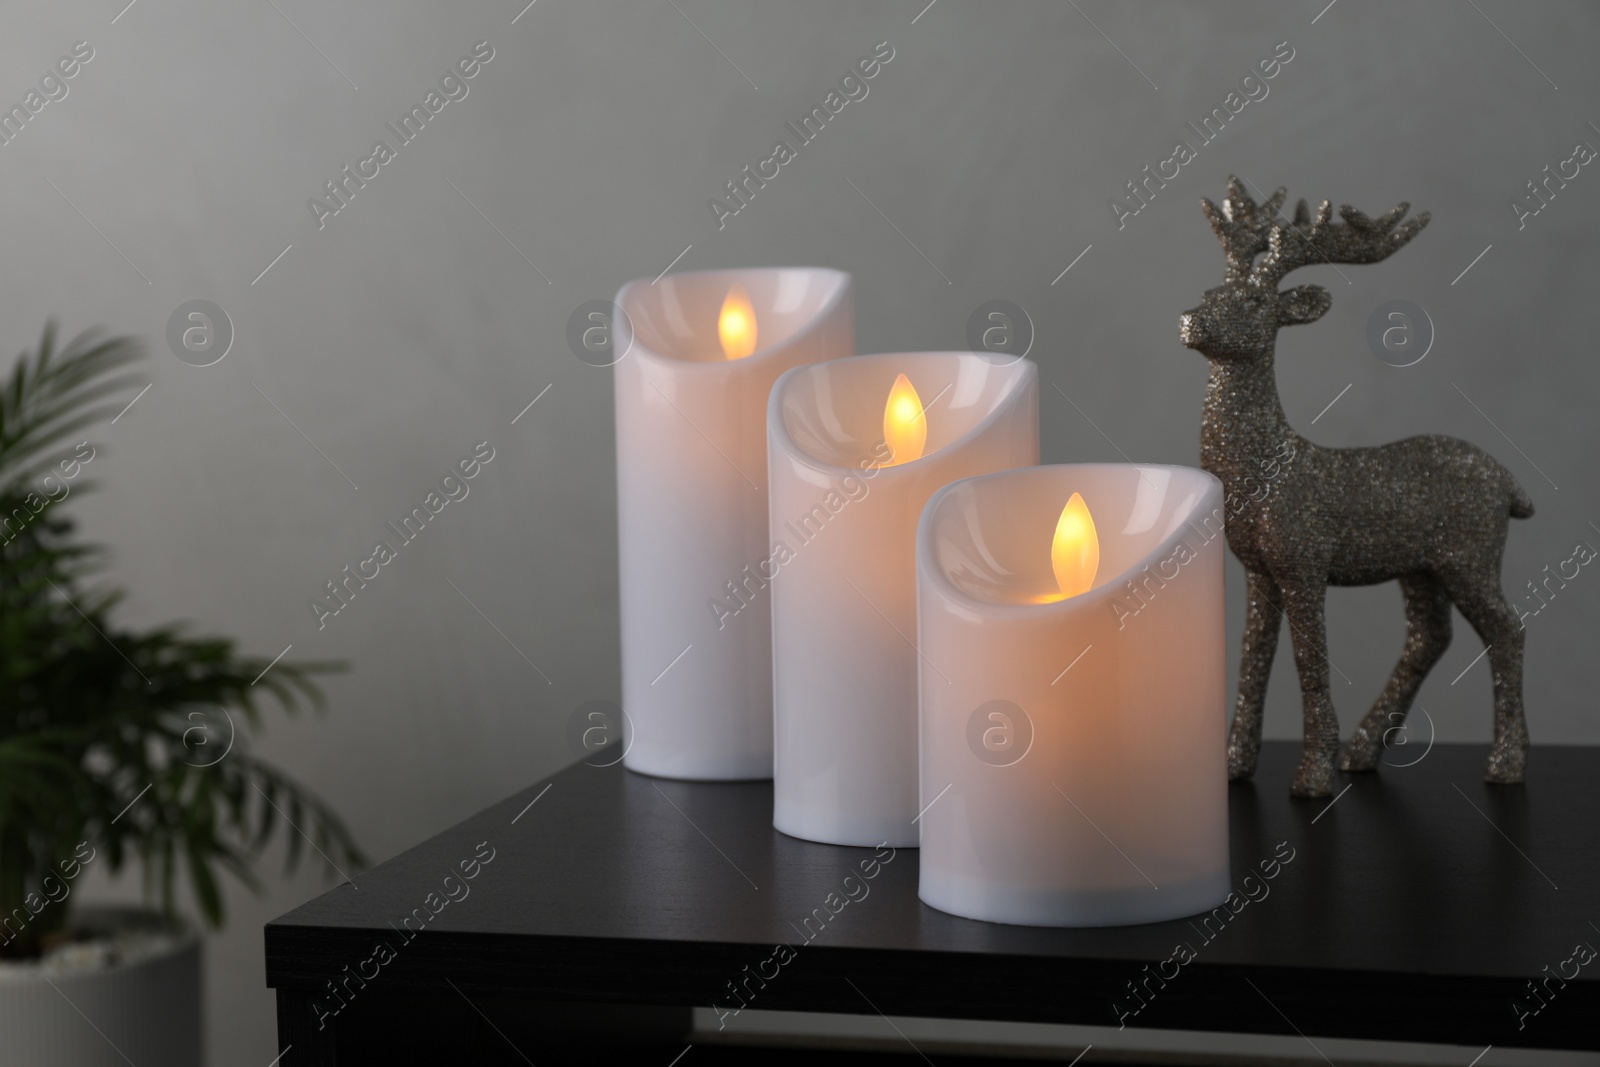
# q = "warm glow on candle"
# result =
<box><xmin>718</xmin><ymin>285</ymin><xmax>758</xmax><ymax>360</ymax></box>
<box><xmin>881</xmin><ymin>373</ymin><xmax>927</xmax><ymax>466</ymax></box>
<box><xmin>1037</xmin><ymin>492</ymin><xmax>1099</xmax><ymax>602</ymax></box>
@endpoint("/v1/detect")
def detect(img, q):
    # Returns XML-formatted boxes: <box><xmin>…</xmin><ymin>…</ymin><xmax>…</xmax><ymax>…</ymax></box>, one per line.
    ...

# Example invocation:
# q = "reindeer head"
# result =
<box><xmin>1179</xmin><ymin>177</ymin><xmax>1429</xmax><ymax>362</ymax></box>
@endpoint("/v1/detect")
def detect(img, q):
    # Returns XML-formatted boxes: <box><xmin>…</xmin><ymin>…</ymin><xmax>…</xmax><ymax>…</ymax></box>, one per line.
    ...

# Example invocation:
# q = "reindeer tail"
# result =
<box><xmin>1508</xmin><ymin>477</ymin><xmax>1535</xmax><ymax>520</ymax></box>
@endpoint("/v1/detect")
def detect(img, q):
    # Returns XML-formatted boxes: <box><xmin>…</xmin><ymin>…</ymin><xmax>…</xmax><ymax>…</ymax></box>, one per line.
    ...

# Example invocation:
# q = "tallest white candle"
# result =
<box><xmin>614</xmin><ymin>268</ymin><xmax>853</xmax><ymax>780</ymax></box>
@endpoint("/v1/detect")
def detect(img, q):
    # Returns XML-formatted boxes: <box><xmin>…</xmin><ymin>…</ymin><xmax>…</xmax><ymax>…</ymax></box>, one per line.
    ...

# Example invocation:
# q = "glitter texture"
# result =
<box><xmin>1179</xmin><ymin>177</ymin><xmax>1533</xmax><ymax>797</ymax></box>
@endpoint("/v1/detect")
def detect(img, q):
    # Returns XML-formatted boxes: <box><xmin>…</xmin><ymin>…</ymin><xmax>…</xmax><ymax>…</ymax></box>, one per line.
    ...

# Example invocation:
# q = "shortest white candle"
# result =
<box><xmin>916</xmin><ymin>463</ymin><xmax>1230</xmax><ymax>927</ymax></box>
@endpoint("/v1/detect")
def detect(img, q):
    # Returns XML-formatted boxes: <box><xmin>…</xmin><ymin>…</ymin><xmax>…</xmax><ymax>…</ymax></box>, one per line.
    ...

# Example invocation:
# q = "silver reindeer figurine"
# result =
<box><xmin>1179</xmin><ymin>177</ymin><xmax>1533</xmax><ymax>797</ymax></box>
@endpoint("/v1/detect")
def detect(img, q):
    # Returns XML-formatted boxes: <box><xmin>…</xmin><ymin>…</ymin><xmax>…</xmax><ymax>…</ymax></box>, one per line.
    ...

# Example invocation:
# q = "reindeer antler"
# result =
<box><xmin>1252</xmin><ymin>195</ymin><xmax>1430</xmax><ymax>288</ymax></box>
<box><xmin>1200</xmin><ymin>177</ymin><xmax>1287</xmax><ymax>284</ymax></box>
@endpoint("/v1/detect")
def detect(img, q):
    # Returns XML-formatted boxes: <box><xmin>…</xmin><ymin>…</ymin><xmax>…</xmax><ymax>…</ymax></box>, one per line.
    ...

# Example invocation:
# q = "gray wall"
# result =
<box><xmin>3</xmin><ymin>0</ymin><xmax>1595</xmax><ymax>1062</ymax></box>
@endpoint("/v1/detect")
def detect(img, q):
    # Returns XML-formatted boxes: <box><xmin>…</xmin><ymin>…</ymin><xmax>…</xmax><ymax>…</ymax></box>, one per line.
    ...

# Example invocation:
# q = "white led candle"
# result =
<box><xmin>614</xmin><ymin>268</ymin><xmax>852</xmax><ymax>780</ymax></box>
<box><xmin>768</xmin><ymin>353</ymin><xmax>1038</xmax><ymax>845</ymax></box>
<box><xmin>916</xmin><ymin>463</ymin><xmax>1230</xmax><ymax>925</ymax></box>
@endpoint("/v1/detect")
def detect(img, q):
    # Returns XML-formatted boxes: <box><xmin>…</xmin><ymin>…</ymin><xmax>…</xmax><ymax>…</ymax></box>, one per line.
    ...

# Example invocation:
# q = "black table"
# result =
<box><xmin>267</xmin><ymin>742</ymin><xmax>1600</xmax><ymax>1064</ymax></box>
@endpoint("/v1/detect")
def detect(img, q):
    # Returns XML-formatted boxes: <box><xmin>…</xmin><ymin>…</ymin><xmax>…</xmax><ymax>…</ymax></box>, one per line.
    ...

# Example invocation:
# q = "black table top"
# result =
<box><xmin>266</xmin><ymin>741</ymin><xmax>1600</xmax><ymax>1050</ymax></box>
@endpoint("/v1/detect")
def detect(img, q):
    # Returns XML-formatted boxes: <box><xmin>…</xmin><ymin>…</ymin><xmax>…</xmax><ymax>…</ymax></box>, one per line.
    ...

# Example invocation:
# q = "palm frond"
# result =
<box><xmin>0</xmin><ymin>322</ymin><xmax>360</xmax><ymax>957</ymax></box>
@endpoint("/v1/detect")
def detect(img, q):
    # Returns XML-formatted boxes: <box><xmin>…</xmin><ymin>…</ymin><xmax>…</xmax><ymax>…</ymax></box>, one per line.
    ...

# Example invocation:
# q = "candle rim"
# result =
<box><xmin>614</xmin><ymin>267</ymin><xmax>851</xmax><ymax>371</ymax></box>
<box><xmin>915</xmin><ymin>462</ymin><xmax>1225</xmax><ymax>615</ymax></box>
<box><xmin>769</xmin><ymin>351</ymin><xmax>1037</xmax><ymax>476</ymax></box>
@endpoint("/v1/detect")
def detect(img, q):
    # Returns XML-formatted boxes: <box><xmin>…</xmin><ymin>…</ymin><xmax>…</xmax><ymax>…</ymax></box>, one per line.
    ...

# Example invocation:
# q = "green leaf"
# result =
<box><xmin>0</xmin><ymin>321</ymin><xmax>360</xmax><ymax>948</ymax></box>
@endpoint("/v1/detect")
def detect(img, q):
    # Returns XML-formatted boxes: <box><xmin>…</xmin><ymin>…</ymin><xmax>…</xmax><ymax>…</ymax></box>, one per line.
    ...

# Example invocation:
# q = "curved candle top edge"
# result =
<box><xmin>769</xmin><ymin>353</ymin><xmax>1038</xmax><ymax>477</ymax></box>
<box><xmin>614</xmin><ymin>267</ymin><xmax>852</xmax><ymax>371</ymax></box>
<box><xmin>916</xmin><ymin>463</ymin><xmax>1225</xmax><ymax>616</ymax></box>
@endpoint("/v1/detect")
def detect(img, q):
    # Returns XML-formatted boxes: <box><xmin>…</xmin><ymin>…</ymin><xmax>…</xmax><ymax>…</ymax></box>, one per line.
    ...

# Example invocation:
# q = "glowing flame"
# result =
<box><xmin>718</xmin><ymin>284</ymin><xmax>757</xmax><ymax>360</ymax></box>
<box><xmin>881</xmin><ymin>373</ymin><xmax>927</xmax><ymax>466</ymax></box>
<box><xmin>1041</xmin><ymin>492</ymin><xmax>1099</xmax><ymax>603</ymax></box>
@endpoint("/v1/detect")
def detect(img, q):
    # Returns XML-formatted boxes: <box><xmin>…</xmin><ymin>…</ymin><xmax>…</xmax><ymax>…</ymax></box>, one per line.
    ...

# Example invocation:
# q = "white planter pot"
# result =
<box><xmin>0</xmin><ymin>907</ymin><xmax>201</xmax><ymax>1067</ymax></box>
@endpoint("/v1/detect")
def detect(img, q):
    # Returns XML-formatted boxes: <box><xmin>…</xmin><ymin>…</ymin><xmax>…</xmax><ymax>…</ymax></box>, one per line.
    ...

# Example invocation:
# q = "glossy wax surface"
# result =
<box><xmin>613</xmin><ymin>268</ymin><xmax>853</xmax><ymax>780</ymax></box>
<box><xmin>917</xmin><ymin>464</ymin><xmax>1230</xmax><ymax>926</ymax></box>
<box><xmin>768</xmin><ymin>353</ymin><xmax>1039</xmax><ymax>846</ymax></box>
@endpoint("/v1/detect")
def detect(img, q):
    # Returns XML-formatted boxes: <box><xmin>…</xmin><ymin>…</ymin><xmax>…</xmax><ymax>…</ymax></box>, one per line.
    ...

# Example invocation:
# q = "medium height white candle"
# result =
<box><xmin>768</xmin><ymin>352</ymin><xmax>1038</xmax><ymax>845</ymax></box>
<box><xmin>614</xmin><ymin>268</ymin><xmax>852</xmax><ymax>780</ymax></box>
<box><xmin>916</xmin><ymin>463</ymin><xmax>1230</xmax><ymax>926</ymax></box>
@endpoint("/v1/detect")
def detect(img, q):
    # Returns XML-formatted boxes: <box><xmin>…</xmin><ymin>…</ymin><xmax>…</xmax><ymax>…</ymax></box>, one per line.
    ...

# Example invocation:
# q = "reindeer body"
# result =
<box><xmin>1182</xmin><ymin>179</ymin><xmax>1532</xmax><ymax>796</ymax></box>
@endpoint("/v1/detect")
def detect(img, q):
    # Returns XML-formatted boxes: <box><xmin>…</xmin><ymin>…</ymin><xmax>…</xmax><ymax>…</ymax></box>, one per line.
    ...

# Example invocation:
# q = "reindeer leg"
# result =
<box><xmin>1340</xmin><ymin>573</ymin><xmax>1452</xmax><ymax>772</ymax></box>
<box><xmin>1278</xmin><ymin>577</ymin><xmax>1340</xmax><ymax>797</ymax></box>
<box><xmin>1443</xmin><ymin>571</ymin><xmax>1528</xmax><ymax>784</ymax></box>
<box><xmin>1228</xmin><ymin>571</ymin><xmax>1282</xmax><ymax>780</ymax></box>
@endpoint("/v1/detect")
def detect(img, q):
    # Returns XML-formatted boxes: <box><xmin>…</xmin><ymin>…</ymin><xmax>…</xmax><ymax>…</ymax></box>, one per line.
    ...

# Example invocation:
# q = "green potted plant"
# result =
<box><xmin>0</xmin><ymin>324</ymin><xmax>364</xmax><ymax>1066</ymax></box>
